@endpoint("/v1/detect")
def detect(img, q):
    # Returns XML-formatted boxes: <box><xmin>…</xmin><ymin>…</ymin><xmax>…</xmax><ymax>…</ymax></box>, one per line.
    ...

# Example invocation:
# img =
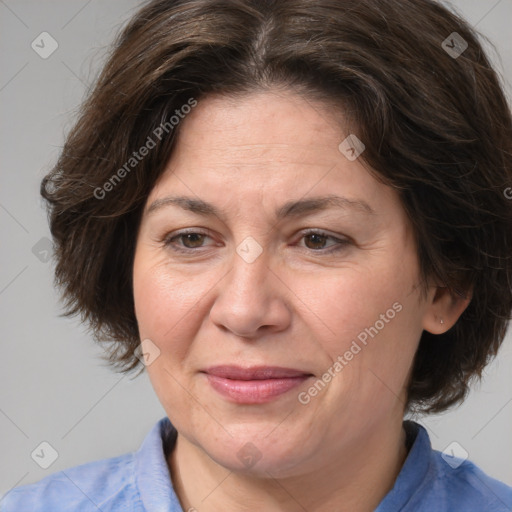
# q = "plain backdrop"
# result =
<box><xmin>1</xmin><ymin>0</ymin><xmax>511</xmax><ymax>499</ymax></box>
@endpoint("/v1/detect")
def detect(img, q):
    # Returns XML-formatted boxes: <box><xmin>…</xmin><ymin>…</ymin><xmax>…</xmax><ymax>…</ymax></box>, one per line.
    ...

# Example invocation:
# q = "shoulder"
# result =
<box><xmin>426</xmin><ymin>446</ymin><xmax>512</xmax><ymax>511</ymax></box>
<box><xmin>1</xmin><ymin>452</ymin><xmax>144</xmax><ymax>512</ymax></box>
<box><xmin>388</xmin><ymin>422</ymin><xmax>512</xmax><ymax>512</ymax></box>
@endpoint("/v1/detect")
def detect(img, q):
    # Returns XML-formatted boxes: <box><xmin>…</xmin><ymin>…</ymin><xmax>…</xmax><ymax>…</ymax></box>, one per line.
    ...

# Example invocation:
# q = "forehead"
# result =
<box><xmin>144</xmin><ymin>90</ymin><xmax>400</xmax><ymax>223</ymax></box>
<box><xmin>172</xmin><ymin>90</ymin><xmax>347</xmax><ymax>158</ymax></box>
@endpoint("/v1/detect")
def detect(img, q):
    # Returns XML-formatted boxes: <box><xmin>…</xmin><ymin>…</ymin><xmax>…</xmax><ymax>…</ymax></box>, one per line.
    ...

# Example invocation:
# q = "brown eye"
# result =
<box><xmin>303</xmin><ymin>232</ymin><xmax>329</xmax><ymax>250</ymax></box>
<box><xmin>163</xmin><ymin>230</ymin><xmax>214</xmax><ymax>253</ymax></box>
<box><xmin>177</xmin><ymin>233</ymin><xmax>206</xmax><ymax>249</ymax></box>
<box><xmin>299</xmin><ymin>230</ymin><xmax>350</xmax><ymax>253</ymax></box>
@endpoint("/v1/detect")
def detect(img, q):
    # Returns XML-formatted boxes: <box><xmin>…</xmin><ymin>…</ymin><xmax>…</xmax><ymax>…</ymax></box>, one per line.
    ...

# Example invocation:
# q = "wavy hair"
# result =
<box><xmin>42</xmin><ymin>0</ymin><xmax>512</xmax><ymax>413</ymax></box>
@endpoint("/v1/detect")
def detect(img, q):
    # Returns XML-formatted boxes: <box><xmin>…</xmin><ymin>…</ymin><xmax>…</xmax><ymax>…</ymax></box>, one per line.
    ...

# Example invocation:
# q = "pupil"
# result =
<box><xmin>184</xmin><ymin>233</ymin><xmax>203</xmax><ymax>247</ymax></box>
<box><xmin>308</xmin><ymin>234</ymin><xmax>325</xmax><ymax>249</ymax></box>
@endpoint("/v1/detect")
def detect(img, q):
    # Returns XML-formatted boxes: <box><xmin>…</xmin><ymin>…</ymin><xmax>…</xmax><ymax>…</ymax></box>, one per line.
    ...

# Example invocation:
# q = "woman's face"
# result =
<box><xmin>132</xmin><ymin>90</ymin><xmax>434</xmax><ymax>476</ymax></box>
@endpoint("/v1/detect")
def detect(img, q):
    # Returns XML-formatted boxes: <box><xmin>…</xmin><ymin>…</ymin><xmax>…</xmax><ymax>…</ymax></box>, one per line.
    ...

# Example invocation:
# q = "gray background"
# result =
<box><xmin>1</xmin><ymin>0</ymin><xmax>511</xmax><ymax>498</ymax></box>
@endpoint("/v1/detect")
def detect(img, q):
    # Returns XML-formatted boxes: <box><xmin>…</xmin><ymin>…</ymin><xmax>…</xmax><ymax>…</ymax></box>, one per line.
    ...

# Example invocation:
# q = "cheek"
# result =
<box><xmin>312</xmin><ymin>255</ymin><xmax>423</xmax><ymax>404</ymax></box>
<box><xmin>132</xmin><ymin>247</ymin><xmax>233</xmax><ymax>372</ymax></box>
<box><xmin>133</xmin><ymin>248</ymin><xmax>200</xmax><ymax>330</ymax></box>
<box><xmin>133</xmin><ymin>251</ymin><xmax>192</xmax><ymax>352</ymax></box>
<box><xmin>132</xmin><ymin>251</ymin><xmax>209</xmax><ymax>420</ymax></box>
<box><xmin>311</xmin><ymin>265</ymin><xmax>414</xmax><ymax>350</ymax></box>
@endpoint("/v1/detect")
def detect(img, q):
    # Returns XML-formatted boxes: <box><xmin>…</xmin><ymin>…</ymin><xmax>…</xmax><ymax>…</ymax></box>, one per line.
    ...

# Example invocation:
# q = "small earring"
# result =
<box><xmin>440</xmin><ymin>318</ymin><xmax>444</xmax><ymax>324</ymax></box>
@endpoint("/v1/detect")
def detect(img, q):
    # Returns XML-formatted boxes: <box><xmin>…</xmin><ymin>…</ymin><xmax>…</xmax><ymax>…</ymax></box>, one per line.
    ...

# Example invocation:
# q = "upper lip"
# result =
<box><xmin>203</xmin><ymin>365</ymin><xmax>312</xmax><ymax>380</ymax></box>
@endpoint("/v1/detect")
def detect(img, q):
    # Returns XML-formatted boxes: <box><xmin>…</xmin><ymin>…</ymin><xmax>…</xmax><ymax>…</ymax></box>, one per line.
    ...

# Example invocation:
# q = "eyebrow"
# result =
<box><xmin>146</xmin><ymin>194</ymin><xmax>376</xmax><ymax>220</ymax></box>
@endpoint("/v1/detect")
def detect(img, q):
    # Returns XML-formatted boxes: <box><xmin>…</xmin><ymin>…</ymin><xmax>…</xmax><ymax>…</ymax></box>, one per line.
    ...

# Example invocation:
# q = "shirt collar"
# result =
<box><xmin>375</xmin><ymin>420</ymin><xmax>432</xmax><ymax>511</ymax></box>
<box><xmin>135</xmin><ymin>417</ymin><xmax>183</xmax><ymax>512</ymax></box>
<box><xmin>135</xmin><ymin>417</ymin><xmax>431</xmax><ymax>512</ymax></box>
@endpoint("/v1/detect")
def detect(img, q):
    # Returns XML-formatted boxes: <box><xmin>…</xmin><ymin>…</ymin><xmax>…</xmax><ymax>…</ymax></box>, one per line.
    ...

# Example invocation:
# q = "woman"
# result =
<box><xmin>2</xmin><ymin>0</ymin><xmax>512</xmax><ymax>510</ymax></box>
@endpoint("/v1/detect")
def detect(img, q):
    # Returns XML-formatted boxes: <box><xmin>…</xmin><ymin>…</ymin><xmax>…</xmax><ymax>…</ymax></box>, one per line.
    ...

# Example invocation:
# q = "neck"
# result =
<box><xmin>167</xmin><ymin>415</ymin><xmax>409</xmax><ymax>512</ymax></box>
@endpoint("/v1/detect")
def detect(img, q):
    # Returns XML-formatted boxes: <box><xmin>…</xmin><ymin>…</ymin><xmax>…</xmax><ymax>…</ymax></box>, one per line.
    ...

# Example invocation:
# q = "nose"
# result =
<box><xmin>209</xmin><ymin>239</ymin><xmax>292</xmax><ymax>339</ymax></box>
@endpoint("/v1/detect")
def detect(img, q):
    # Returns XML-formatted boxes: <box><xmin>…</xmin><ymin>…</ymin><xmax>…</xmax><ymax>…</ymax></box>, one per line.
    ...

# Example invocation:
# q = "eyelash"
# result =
<box><xmin>161</xmin><ymin>229</ymin><xmax>350</xmax><ymax>255</ymax></box>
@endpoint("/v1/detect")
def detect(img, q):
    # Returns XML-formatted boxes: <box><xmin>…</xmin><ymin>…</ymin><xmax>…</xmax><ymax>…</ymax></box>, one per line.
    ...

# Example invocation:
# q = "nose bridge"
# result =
<box><xmin>229</xmin><ymin>233</ymin><xmax>270</xmax><ymax>297</ymax></box>
<box><xmin>209</xmin><ymin>232</ymin><xmax>289</xmax><ymax>337</ymax></box>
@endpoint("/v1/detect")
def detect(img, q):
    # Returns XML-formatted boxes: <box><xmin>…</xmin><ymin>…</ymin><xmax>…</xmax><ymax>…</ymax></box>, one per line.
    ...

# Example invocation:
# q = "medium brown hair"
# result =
<box><xmin>41</xmin><ymin>0</ymin><xmax>512</xmax><ymax>414</ymax></box>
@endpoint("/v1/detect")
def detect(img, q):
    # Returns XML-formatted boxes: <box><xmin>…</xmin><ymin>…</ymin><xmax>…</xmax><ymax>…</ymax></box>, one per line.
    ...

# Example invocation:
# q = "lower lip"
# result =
<box><xmin>205</xmin><ymin>374</ymin><xmax>311</xmax><ymax>404</ymax></box>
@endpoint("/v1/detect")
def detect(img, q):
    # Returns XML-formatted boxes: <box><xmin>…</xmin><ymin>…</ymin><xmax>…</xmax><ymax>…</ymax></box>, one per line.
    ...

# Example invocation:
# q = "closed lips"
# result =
<box><xmin>203</xmin><ymin>365</ymin><xmax>313</xmax><ymax>380</ymax></box>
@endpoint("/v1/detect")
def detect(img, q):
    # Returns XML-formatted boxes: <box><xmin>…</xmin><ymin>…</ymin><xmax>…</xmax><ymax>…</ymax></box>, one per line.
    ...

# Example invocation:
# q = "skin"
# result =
<box><xmin>132</xmin><ymin>89</ymin><xmax>471</xmax><ymax>512</ymax></box>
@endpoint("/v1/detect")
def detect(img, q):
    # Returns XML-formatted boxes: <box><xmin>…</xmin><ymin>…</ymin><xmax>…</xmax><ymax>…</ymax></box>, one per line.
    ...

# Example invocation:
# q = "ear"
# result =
<box><xmin>422</xmin><ymin>284</ymin><xmax>472</xmax><ymax>335</ymax></box>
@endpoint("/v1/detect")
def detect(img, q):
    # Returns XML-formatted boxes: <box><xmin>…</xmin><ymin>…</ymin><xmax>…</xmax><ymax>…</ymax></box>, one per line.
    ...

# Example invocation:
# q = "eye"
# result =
<box><xmin>297</xmin><ymin>229</ymin><xmax>350</xmax><ymax>253</ymax></box>
<box><xmin>161</xmin><ymin>228</ymin><xmax>351</xmax><ymax>255</ymax></box>
<box><xmin>162</xmin><ymin>229</ymin><xmax>214</xmax><ymax>253</ymax></box>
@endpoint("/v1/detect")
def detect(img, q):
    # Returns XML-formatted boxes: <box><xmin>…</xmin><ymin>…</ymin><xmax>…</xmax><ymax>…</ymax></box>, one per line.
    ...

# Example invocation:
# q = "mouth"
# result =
<box><xmin>202</xmin><ymin>365</ymin><xmax>314</xmax><ymax>404</ymax></box>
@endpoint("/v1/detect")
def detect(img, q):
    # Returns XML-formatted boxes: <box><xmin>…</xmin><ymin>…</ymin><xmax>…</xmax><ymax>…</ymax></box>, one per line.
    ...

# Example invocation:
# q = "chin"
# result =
<box><xmin>195</xmin><ymin>428</ymin><xmax>311</xmax><ymax>477</ymax></box>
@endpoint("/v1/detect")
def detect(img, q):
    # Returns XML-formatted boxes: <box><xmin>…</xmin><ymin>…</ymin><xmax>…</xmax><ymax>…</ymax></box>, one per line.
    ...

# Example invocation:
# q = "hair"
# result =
<box><xmin>41</xmin><ymin>0</ymin><xmax>512</xmax><ymax>414</ymax></box>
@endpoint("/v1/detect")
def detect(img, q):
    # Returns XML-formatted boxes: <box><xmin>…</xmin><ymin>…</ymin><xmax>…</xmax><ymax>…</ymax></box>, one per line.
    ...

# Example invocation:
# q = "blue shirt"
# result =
<box><xmin>2</xmin><ymin>417</ymin><xmax>511</xmax><ymax>511</ymax></box>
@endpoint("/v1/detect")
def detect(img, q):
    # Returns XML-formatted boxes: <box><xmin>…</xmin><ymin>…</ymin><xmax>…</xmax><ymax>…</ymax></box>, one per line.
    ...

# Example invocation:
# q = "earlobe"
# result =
<box><xmin>422</xmin><ymin>285</ymin><xmax>472</xmax><ymax>335</ymax></box>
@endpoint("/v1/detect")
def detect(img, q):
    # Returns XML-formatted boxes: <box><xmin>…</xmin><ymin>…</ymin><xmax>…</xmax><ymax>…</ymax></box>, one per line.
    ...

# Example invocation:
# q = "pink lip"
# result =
<box><xmin>203</xmin><ymin>365</ymin><xmax>313</xmax><ymax>404</ymax></box>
